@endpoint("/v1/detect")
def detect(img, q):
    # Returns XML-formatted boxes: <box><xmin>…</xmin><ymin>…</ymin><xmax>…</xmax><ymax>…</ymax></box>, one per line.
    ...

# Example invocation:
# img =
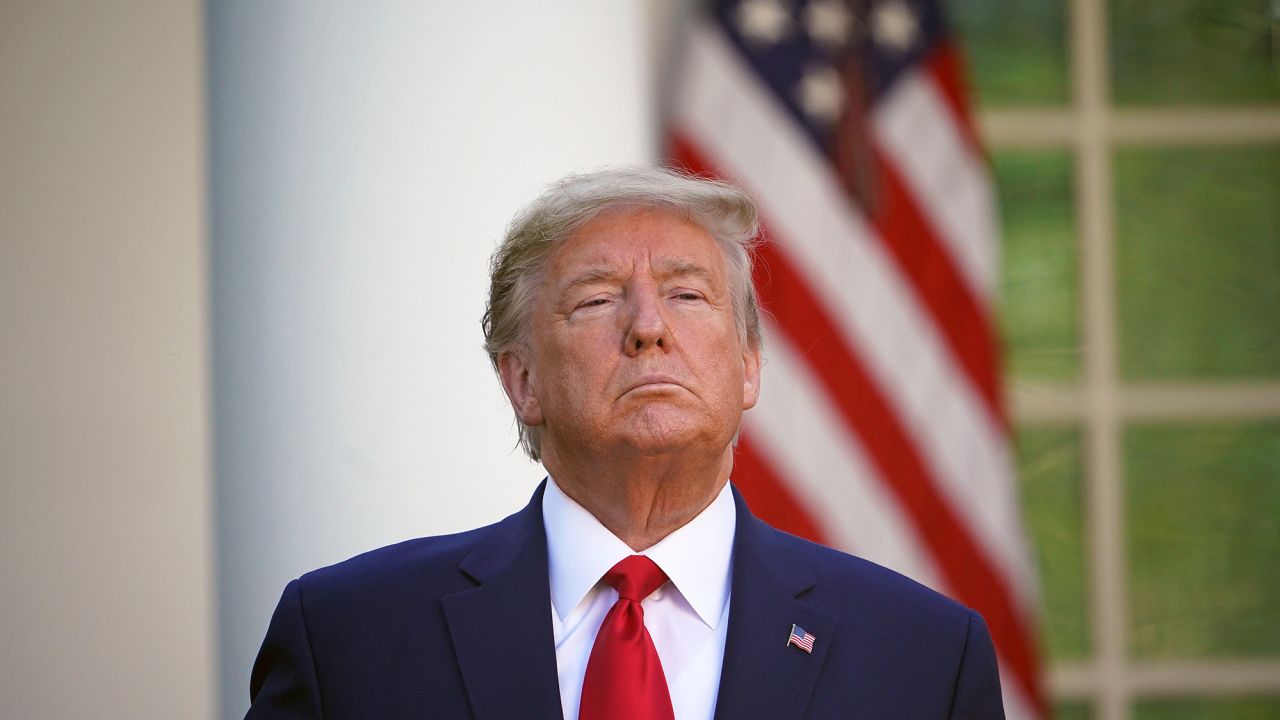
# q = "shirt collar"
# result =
<box><xmin>542</xmin><ymin>475</ymin><xmax>736</xmax><ymax>630</ymax></box>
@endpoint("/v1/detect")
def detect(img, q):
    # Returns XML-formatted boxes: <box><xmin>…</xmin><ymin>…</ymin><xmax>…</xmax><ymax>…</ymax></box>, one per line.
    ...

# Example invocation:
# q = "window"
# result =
<box><xmin>954</xmin><ymin>1</ymin><xmax>1280</xmax><ymax>717</ymax></box>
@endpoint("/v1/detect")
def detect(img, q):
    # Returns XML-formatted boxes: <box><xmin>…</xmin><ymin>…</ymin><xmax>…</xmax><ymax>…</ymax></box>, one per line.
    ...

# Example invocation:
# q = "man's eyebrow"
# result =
<box><xmin>655</xmin><ymin>257</ymin><xmax>716</xmax><ymax>284</ymax></box>
<box><xmin>558</xmin><ymin>258</ymin><xmax>716</xmax><ymax>294</ymax></box>
<box><xmin>560</xmin><ymin>265</ymin><xmax>625</xmax><ymax>292</ymax></box>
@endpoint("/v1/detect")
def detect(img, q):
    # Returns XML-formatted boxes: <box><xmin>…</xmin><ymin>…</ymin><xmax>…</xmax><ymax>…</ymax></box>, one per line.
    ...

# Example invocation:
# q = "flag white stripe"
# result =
<box><xmin>872</xmin><ymin>69</ymin><xmax>1001</xmax><ymax>303</ymax></box>
<box><xmin>672</xmin><ymin>23</ymin><xmax>1036</xmax><ymax>606</ymax></box>
<box><xmin>1000</xmin><ymin>660</ymin><xmax>1038</xmax><ymax>720</ymax></box>
<box><xmin>745</xmin><ymin>322</ymin><xmax>944</xmax><ymax>590</ymax></box>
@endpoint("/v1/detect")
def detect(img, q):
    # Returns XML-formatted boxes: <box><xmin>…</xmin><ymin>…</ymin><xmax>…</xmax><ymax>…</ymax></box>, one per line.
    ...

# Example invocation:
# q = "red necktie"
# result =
<box><xmin>578</xmin><ymin>555</ymin><xmax>675</xmax><ymax>720</ymax></box>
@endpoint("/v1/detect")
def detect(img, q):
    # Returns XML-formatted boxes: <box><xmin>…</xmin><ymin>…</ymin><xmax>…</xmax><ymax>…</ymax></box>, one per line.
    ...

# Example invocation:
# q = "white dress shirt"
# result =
<box><xmin>543</xmin><ymin>476</ymin><xmax>736</xmax><ymax>720</ymax></box>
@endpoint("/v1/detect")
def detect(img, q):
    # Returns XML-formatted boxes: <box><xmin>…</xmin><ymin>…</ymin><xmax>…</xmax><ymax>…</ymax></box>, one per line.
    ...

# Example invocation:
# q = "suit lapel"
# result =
<box><xmin>442</xmin><ymin>482</ymin><xmax>564</xmax><ymax>720</ymax></box>
<box><xmin>714</xmin><ymin>488</ymin><xmax>836</xmax><ymax>720</ymax></box>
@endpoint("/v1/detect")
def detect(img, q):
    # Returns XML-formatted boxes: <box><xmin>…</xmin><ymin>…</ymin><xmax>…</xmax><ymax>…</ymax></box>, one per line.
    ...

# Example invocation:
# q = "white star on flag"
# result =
<box><xmin>797</xmin><ymin>64</ymin><xmax>844</xmax><ymax>124</ymax></box>
<box><xmin>872</xmin><ymin>0</ymin><xmax>919</xmax><ymax>52</ymax></box>
<box><xmin>736</xmin><ymin>0</ymin><xmax>792</xmax><ymax>45</ymax></box>
<box><xmin>804</xmin><ymin>0</ymin><xmax>856</xmax><ymax>49</ymax></box>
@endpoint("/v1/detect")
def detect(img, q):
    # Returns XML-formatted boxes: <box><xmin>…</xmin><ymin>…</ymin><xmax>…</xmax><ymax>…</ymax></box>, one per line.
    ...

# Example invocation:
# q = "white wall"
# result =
<box><xmin>0</xmin><ymin>1</ymin><xmax>215</xmax><ymax>718</ymax></box>
<box><xmin>208</xmin><ymin>2</ymin><xmax>689</xmax><ymax>716</ymax></box>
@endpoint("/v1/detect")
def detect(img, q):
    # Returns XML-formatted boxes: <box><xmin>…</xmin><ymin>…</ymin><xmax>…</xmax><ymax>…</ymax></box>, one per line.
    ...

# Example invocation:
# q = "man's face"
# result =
<box><xmin>500</xmin><ymin>208</ymin><xmax>761</xmax><ymax>460</ymax></box>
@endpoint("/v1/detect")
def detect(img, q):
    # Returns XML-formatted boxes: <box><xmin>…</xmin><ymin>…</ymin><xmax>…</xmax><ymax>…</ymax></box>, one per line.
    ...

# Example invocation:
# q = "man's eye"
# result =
<box><xmin>578</xmin><ymin>298</ymin><xmax>609</xmax><ymax>308</ymax></box>
<box><xmin>673</xmin><ymin>292</ymin><xmax>703</xmax><ymax>301</ymax></box>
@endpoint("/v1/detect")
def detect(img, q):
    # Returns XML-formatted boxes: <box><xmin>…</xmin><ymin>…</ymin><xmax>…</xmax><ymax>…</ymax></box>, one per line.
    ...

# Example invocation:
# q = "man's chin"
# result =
<box><xmin>610</xmin><ymin>411</ymin><xmax>726</xmax><ymax>456</ymax></box>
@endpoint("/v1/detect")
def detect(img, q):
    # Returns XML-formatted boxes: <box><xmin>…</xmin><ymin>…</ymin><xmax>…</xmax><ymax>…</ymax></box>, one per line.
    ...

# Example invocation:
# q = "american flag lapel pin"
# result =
<box><xmin>787</xmin><ymin>624</ymin><xmax>816</xmax><ymax>654</ymax></box>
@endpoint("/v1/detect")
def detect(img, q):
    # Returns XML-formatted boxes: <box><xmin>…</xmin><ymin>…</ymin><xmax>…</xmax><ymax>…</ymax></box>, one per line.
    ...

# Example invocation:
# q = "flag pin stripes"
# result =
<box><xmin>787</xmin><ymin>624</ymin><xmax>816</xmax><ymax>654</ymax></box>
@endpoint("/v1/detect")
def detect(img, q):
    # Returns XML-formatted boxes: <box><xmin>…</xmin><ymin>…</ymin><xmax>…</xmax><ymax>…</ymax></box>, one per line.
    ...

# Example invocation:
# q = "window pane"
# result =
<box><xmin>1135</xmin><ymin>698</ymin><xmax>1280</xmax><ymax>720</ymax></box>
<box><xmin>951</xmin><ymin>0</ymin><xmax>1069</xmax><ymax>106</ymax></box>
<box><xmin>1017</xmin><ymin>425</ymin><xmax>1089</xmax><ymax>659</ymax></box>
<box><xmin>1126</xmin><ymin>422</ymin><xmax>1280</xmax><ymax>658</ymax></box>
<box><xmin>996</xmin><ymin>151</ymin><xmax>1080</xmax><ymax>380</ymax></box>
<box><xmin>1057</xmin><ymin>703</ymin><xmax>1094</xmax><ymax>720</ymax></box>
<box><xmin>1115</xmin><ymin>145</ymin><xmax>1280</xmax><ymax>380</ymax></box>
<box><xmin>1110</xmin><ymin>0</ymin><xmax>1280</xmax><ymax>105</ymax></box>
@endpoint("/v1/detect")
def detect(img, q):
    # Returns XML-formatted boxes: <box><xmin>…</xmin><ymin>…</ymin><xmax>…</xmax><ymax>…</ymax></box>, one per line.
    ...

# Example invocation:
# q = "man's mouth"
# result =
<box><xmin>622</xmin><ymin>373</ymin><xmax>686</xmax><ymax>396</ymax></box>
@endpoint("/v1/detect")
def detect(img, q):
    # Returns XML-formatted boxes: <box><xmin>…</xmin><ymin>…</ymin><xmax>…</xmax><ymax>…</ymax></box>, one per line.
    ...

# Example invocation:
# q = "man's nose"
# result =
<box><xmin>623</xmin><ymin>290</ymin><xmax>672</xmax><ymax>356</ymax></box>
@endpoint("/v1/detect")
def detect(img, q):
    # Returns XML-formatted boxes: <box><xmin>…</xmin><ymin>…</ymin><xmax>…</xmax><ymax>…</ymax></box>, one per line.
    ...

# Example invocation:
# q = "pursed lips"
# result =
<box><xmin>619</xmin><ymin>373</ymin><xmax>688</xmax><ymax>397</ymax></box>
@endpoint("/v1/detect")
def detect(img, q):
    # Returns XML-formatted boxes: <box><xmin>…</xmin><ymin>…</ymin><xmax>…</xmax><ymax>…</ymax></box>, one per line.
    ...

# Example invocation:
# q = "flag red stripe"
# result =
<box><xmin>733</xmin><ymin>434</ymin><xmax>830</xmax><ymax>546</ymax></box>
<box><xmin>868</xmin><ymin>144</ymin><xmax>1007</xmax><ymax>429</ymax></box>
<box><xmin>672</xmin><ymin>134</ymin><xmax>1044</xmax><ymax>715</ymax></box>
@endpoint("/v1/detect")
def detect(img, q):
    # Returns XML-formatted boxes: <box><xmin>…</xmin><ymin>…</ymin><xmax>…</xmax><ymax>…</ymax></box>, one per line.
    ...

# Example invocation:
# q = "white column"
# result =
<box><xmin>0</xmin><ymin>1</ymin><xmax>215</xmax><ymax>718</ymax></box>
<box><xmin>207</xmin><ymin>2</ymin><xmax>659</xmax><ymax>716</ymax></box>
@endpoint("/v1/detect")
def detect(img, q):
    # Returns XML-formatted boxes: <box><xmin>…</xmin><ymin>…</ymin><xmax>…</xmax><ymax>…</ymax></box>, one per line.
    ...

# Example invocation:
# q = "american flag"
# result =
<box><xmin>667</xmin><ymin>0</ymin><xmax>1045</xmax><ymax>717</ymax></box>
<box><xmin>788</xmin><ymin>624</ymin><xmax>817</xmax><ymax>654</ymax></box>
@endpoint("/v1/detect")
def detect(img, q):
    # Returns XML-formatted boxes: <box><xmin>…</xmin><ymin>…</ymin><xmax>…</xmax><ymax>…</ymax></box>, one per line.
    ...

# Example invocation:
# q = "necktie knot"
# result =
<box><xmin>604</xmin><ymin>555</ymin><xmax>668</xmax><ymax>603</ymax></box>
<box><xmin>581</xmin><ymin>554</ymin><xmax>675</xmax><ymax>720</ymax></box>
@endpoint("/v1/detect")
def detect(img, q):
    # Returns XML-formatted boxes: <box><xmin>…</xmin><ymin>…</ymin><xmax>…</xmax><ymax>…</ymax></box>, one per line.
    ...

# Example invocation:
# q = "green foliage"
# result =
<box><xmin>1126</xmin><ymin>422</ymin><xmax>1280</xmax><ymax>657</ymax></box>
<box><xmin>1056</xmin><ymin>703</ymin><xmax>1094</xmax><ymax>720</ymax></box>
<box><xmin>950</xmin><ymin>0</ymin><xmax>1069</xmax><ymax>105</ymax></box>
<box><xmin>996</xmin><ymin>151</ymin><xmax>1080</xmax><ymax>380</ymax></box>
<box><xmin>1115</xmin><ymin>145</ymin><xmax>1280</xmax><ymax>380</ymax></box>
<box><xmin>1016</xmin><ymin>425</ymin><xmax>1090</xmax><ymax>659</ymax></box>
<box><xmin>1110</xmin><ymin>0</ymin><xmax>1280</xmax><ymax>105</ymax></box>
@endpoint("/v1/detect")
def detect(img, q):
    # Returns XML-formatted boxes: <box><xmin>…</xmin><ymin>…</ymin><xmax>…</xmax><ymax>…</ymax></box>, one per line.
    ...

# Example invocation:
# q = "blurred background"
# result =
<box><xmin>955</xmin><ymin>1</ymin><xmax>1280</xmax><ymax>718</ymax></box>
<box><xmin>1</xmin><ymin>1</ymin><xmax>1276</xmax><ymax>719</ymax></box>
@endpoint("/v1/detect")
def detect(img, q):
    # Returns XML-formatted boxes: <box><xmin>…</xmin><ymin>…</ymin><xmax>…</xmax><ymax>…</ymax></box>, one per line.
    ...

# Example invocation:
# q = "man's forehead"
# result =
<box><xmin>552</xmin><ymin>248</ymin><xmax>723</xmax><ymax>289</ymax></box>
<box><xmin>552</xmin><ymin>212</ymin><xmax>725</xmax><ymax>279</ymax></box>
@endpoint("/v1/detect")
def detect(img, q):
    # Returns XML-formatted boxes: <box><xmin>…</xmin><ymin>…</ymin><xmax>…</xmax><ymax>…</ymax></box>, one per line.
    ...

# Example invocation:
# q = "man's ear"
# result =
<box><xmin>741</xmin><ymin>342</ymin><xmax>762</xmax><ymax>411</ymax></box>
<box><xmin>497</xmin><ymin>349</ymin><xmax>544</xmax><ymax>426</ymax></box>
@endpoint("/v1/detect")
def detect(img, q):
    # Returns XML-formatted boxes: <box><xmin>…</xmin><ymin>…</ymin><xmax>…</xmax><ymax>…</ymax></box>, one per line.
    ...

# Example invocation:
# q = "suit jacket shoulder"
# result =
<box><xmin>247</xmin><ymin>487</ymin><xmax>561</xmax><ymax>720</ymax></box>
<box><xmin>763</xmin><ymin>523</ymin><xmax>974</xmax><ymax>631</ymax></box>
<box><xmin>712</xmin><ymin>494</ymin><xmax>1004</xmax><ymax>719</ymax></box>
<box><xmin>294</xmin><ymin>524</ymin><xmax>492</xmax><ymax>624</ymax></box>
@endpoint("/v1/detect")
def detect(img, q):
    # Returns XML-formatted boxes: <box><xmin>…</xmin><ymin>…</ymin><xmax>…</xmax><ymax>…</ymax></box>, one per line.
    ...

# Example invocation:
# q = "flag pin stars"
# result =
<box><xmin>787</xmin><ymin>624</ymin><xmax>816</xmax><ymax>654</ymax></box>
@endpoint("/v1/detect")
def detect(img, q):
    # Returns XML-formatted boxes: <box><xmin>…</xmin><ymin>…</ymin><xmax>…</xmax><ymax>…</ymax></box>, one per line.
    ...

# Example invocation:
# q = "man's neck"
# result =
<box><xmin>541</xmin><ymin>446</ymin><xmax>733</xmax><ymax>551</ymax></box>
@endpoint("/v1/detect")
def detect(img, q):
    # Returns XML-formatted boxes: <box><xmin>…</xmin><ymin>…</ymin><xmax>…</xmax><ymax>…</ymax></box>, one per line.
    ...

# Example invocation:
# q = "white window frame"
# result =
<box><xmin>981</xmin><ymin>0</ymin><xmax>1280</xmax><ymax>717</ymax></box>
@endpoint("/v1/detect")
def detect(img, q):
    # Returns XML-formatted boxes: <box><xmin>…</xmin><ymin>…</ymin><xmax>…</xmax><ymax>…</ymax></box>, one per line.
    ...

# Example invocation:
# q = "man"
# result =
<box><xmin>246</xmin><ymin>167</ymin><xmax>1005</xmax><ymax>719</ymax></box>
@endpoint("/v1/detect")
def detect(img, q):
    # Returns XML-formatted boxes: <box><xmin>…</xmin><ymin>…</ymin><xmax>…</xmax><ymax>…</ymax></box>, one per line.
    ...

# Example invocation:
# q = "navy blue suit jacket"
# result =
<box><xmin>247</xmin><ymin>483</ymin><xmax>1004</xmax><ymax>718</ymax></box>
